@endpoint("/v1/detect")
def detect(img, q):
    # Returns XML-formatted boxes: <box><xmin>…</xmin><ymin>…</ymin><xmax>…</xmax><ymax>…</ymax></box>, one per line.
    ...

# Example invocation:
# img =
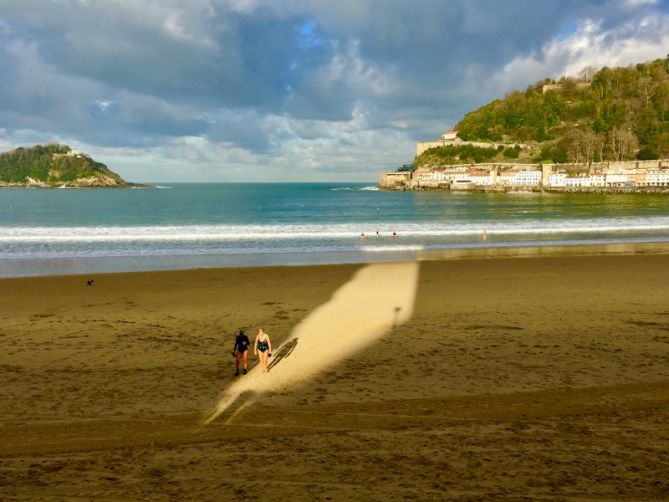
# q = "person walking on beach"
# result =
<box><xmin>254</xmin><ymin>328</ymin><xmax>273</xmax><ymax>373</ymax></box>
<box><xmin>232</xmin><ymin>329</ymin><xmax>250</xmax><ymax>376</ymax></box>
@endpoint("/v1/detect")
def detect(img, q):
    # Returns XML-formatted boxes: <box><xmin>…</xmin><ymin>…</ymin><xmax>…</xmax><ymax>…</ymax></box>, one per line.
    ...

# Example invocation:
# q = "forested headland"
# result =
<box><xmin>416</xmin><ymin>57</ymin><xmax>669</xmax><ymax>168</ymax></box>
<box><xmin>0</xmin><ymin>144</ymin><xmax>128</xmax><ymax>187</ymax></box>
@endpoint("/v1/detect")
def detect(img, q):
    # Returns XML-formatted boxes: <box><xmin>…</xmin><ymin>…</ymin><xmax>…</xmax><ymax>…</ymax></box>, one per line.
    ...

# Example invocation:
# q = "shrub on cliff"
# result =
<box><xmin>415</xmin><ymin>144</ymin><xmax>498</xmax><ymax>166</ymax></box>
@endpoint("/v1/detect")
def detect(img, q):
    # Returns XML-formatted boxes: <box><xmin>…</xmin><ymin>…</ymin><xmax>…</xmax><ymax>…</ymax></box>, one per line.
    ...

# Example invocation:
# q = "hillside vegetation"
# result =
<box><xmin>444</xmin><ymin>57</ymin><xmax>669</xmax><ymax>164</ymax></box>
<box><xmin>415</xmin><ymin>144</ymin><xmax>527</xmax><ymax>168</ymax></box>
<box><xmin>0</xmin><ymin>144</ymin><xmax>126</xmax><ymax>186</ymax></box>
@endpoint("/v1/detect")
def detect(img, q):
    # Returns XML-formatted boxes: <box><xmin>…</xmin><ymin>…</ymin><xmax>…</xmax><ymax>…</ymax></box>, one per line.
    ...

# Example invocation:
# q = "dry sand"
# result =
<box><xmin>206</xmin><ymin>261</ymin><xmax>419</xmax><ymax>424</ymax></box>
<box><xmin>1</xmin><ymin>252</ymin><xmax>669</xmax><ymax>500</ymax></box>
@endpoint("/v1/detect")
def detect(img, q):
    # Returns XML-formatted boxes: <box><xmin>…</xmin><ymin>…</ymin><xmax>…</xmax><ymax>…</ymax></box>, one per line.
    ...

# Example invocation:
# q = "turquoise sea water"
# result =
<box><xmin>2</xmin><ymin>183</ymin><xmax>669</xmax><ymax>276</ymax></box>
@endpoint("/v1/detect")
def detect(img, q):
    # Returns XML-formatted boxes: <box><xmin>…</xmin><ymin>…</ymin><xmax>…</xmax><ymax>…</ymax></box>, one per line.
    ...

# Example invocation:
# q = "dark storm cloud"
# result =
<box><xmin>0</xmin><ymin>0</ymin><xmax>668</xmax><ymax>178</ymax></box>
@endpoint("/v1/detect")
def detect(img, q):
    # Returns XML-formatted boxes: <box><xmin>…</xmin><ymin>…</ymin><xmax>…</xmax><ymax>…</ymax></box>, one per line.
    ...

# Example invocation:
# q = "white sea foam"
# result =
<box><xmin>361</xmin><ymin>245</ymin><xmax>425</xmax><ymax>252</ymax></box>
<box><xmin>330</xmin><ymin>185</ymin><xmax>378</xmax><ymax>191</ymax></box>
<box><xmin>2</xmin><ymin>216</ymin><xmax>669</xmax><ymax>243</ymax></box>
<box><xmin>1</xmin><ymin>217</ymin><xmax>669</xmax><ymax>270</ymax></box>
<box><xmin>0</xmin><ymin>216</ymin><xmax>669</xmax><ymax>243</ymax></box>
<box><xmin>2</xmin><ymin>219</ymin><xmax>669</xmax><ymax>265</ymax></box>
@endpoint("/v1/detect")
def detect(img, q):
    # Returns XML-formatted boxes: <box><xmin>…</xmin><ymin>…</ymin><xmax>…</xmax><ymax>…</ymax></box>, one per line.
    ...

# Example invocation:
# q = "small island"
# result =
<box><xmin>0</xmin><ymin>143</ymin><xmax>135</xmax><ymax>188</ymax></box>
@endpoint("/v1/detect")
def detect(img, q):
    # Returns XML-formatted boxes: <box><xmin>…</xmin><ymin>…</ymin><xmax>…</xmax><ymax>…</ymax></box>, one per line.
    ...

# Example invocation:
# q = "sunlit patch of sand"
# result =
<box><xmin>203</xmin><ymin>261</ymin><xmax>419</xmax><ymax>424</ymax></box>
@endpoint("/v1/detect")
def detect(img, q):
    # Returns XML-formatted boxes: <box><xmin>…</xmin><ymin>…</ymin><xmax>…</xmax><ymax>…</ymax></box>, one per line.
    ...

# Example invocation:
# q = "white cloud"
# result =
<box><xmin>221</xmin><ymin>0</ymin><xmax>260</xmax><ymax>14</ymax></box>
<box><xmin>622</xmin><ymin>0</ymin><xmax>658</xmax><ymax>8</ymax></box>
<box><xmin>2</xmin><ymin>1</ymin><xmax>669</xmax><ymax>181</ymax></box>
<box><xmin>493</xmin><ymin>14</ymin><xmax>669</xmax><ymax>93</ymax></box>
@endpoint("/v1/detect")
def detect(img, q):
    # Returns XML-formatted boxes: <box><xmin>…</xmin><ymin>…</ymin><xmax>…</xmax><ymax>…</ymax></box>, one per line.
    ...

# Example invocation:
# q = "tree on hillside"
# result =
<box><xmin>609</xmin><ymin>127</ymin><xmax>638</xmax><ymax>161</ymax></box>
<box><xmin>560</xmin><ymin>129</ymin><xmax>603</xmax><ymax>165</ymax></box>
<box><xmin>579</xmin><ymin>65</ymin><xmax>595</xmax><ymax>82</ymax></box>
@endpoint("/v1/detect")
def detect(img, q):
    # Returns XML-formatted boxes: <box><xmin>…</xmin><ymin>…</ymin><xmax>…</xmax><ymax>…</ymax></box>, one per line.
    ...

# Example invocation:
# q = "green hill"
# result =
<box><xmin>0</xmin><ymin>144</ymin><xmax>127</xmax><ymax>187</ymax></box>
<box><xmin>420</xmin><ymin>57</ymin><xmax>669</xmax><ymax>166</ymax></box>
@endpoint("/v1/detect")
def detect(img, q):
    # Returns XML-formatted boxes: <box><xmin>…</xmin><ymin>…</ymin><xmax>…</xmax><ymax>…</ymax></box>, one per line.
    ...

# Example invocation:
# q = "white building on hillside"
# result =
<box><xmin>441</xmin><ymin>130</ymin><xmax>458</xmax><ymax>141</ymax></box>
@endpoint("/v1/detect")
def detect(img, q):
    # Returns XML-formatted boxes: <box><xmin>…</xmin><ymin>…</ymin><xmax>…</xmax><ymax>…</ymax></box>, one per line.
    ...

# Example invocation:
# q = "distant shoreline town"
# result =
<box><xmin>379</xmin><ymin>131</ymin><xmax>669</xmax><ymax>193</ymax></box>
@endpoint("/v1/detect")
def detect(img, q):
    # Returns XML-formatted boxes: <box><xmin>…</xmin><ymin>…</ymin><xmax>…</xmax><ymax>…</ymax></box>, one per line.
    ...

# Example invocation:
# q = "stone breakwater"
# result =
<box><xmin>379</xmin><ymin>181</ymin><xmax>669</xmax><ymax>195</ymax></box>
<box><xmin>546</xmin><ymin>187</ymin><xmax>669</xmax><ymax>194</ymax></box>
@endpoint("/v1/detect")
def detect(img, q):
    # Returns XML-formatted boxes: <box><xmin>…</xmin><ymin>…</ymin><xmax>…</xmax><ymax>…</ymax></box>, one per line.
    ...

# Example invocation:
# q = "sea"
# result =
<box><xmin>2</xmin><ymin>182</ymin><xmax>669</xmax><ymax>277</ymax></box>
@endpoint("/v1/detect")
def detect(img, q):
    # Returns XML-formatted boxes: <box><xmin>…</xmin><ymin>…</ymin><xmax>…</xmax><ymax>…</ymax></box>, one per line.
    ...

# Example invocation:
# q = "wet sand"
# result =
<box><xmin>1</xmin><ymin>252</ymin><xmax>669</xmax><ymax>499</ymax></box>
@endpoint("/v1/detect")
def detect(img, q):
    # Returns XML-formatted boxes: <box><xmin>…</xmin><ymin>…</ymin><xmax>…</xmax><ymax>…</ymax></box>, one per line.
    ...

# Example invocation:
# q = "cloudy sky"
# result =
<box><xmin>1</xmin><ymin>0</ymin><xmax>668</xmax><ymax>182</ymax></box>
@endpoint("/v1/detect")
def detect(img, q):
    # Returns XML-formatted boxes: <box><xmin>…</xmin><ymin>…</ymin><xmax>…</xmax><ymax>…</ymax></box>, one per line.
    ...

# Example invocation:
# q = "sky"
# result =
<box><xmin>1</xmin><ymin>0</ymin><xmax>668</xmax><ymax>182</ymax></box>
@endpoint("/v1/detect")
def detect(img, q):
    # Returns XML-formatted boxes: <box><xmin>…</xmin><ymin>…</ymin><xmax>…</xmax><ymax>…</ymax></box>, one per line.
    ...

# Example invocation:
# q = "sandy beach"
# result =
<box><xmin>1</xmin><ymin>251</ymin><xmax>669</xmax><ymax>500</ymax></box>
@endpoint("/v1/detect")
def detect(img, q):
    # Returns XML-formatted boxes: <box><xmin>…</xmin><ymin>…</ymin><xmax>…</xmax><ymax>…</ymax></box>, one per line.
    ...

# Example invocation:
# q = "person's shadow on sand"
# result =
<box><xmin>268</xmin><ymin>338</ymin><xmax>298</xmax><ymax>372</ymax></box>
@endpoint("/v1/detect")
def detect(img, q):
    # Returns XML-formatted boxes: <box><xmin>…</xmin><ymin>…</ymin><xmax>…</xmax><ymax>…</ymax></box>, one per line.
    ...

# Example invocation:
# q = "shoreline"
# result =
<box><xmin>0</xmin><ymin>182</ymin><xmax>151</xmax><ymax>189</ymax></box>
<box><xmin>3</xmin><ymin>239</ymin><xmax>669</xmax><ymax>279</ymax></box>
<box><xmin>380</xmin><ymin>185</ymin><xmax>669</xmax><ymax>194</ymax></box>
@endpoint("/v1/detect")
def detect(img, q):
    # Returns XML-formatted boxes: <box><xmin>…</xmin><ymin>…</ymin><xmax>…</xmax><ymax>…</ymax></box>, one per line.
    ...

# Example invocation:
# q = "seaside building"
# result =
<box><xmin>379</xmin><ymin>159</ymin><xmax>669</xmax><ymax>191</ymax></box>
<box><xmin>466</xmin><ymin>167</ymin><xmax>494</xmax><ymax>186</ymax></box>
<box><xmin>513</xmin><ymin>170</ymin><xmax>542</xmax><ymax>186</ymax></box>
<box><xmin>496</xmin><ymin>170</ymin><xmax>541</xmax><ymax>186</ymax></box>
<box><xmin>605</xmin><ymin>173</ymin><xmax>628</xmax><ymax>187</ymax></box>
<box><xmin>497</xmin><ymin>172</ymin><xmax>515</xmax><ymax>186</ymax></box>
<box><xmin>413</xmin><ymin>167</ymin><xmax>467</xmax><ymax>183</ymax></box>
<box><xmin>565</xmin><ymin>176</ymin><xmax>592</xmax><ymax>188</ymax></box>
<box><xmin>646</xmin><ymin>171</ymin><xmax>669</xmax><ymax>186</ymax></box>
<box><xmin>549</xmin><ymin>173</ymin><xmax>567</xmax><ymax>187</ymax></box>
<box><xmin>591</xmin><ymin>174</ymin><xmax>606</xmax><ymax>187</ymax></box>
<box><xmin>548</xmin><ymin>171</ymin><xmax>622</xmax><ymax>188</ymax></box>
<box><xmin>468</xmin><ymin>175</ymin><xmax>493</xmax><ymax>185</ymax></box>
<box><xmin>441</xmin><ymin>130</ymin><xmax>458</xmax><ymax>141</ymax></box>
<box><xmin>632</xmin><ymin>171</ymin><xmax>647</xmax><ymax>186</ymax></box>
